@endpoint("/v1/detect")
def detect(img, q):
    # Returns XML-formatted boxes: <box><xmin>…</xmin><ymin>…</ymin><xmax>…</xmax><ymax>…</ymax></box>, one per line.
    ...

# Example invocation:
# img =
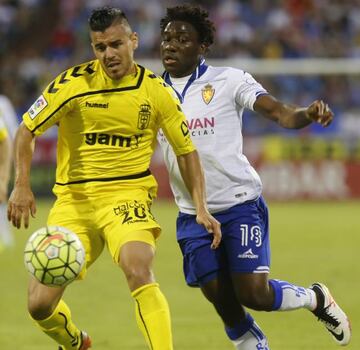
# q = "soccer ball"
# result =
<box><xmin>24</xmin><ymin>226</ymin><xmax>86</xmax><ymax>287</ymax></box>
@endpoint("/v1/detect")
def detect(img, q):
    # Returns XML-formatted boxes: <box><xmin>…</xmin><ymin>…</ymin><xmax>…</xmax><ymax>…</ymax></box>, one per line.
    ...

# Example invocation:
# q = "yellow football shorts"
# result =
<box><xmin>47</xmin><ymin>183</ymin><xmax>161</xmax><ymax>278</ymax></box>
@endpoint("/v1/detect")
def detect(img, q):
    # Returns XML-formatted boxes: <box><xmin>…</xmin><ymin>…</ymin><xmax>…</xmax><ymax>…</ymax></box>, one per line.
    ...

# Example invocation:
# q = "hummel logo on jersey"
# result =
<box><xmin>85</xmin><ymin>101</ymin><xmax>109</xmax><ymax>109</ymax></box>
<box><xmin>85</xmin><ymin>132</ymin><xmax>143</xmax><ymax>148</ymax></box>
<box><xmin>238</xmin><ymin>249</ymin><xmax>258</xmax><ymax>259</ymax></box>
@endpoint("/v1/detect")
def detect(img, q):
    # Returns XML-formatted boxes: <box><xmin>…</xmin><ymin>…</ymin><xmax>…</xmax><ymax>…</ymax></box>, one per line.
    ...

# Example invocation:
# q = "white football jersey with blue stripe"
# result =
<box><xmin>158</xmin><ymin>61</ymin><xmax>268</xmax><ymax>214</ymax></box>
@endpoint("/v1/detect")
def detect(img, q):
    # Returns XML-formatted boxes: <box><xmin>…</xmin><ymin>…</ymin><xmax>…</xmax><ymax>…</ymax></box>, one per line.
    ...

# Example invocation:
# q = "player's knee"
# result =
<box><xmin>121</xmin><ymin>263</ymin><xmax>154</xmax><ymax>288</ymax></box>
<box><xmin>28</xmin><ymin>297</ymin><xmax>56</xmax><ymax>320</ymax></box>
<box><xmin>204</xmin><ymin>292</ymin><xmax>245</xmax><ymax>325</ymax></box>
<box><xmin>201</xmin><ymin>282</ymin><xmax>242</xmax><ymax>321</ymax></box>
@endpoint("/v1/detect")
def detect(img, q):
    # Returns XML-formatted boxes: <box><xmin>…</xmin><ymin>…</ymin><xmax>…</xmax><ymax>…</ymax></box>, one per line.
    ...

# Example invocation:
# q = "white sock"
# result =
<box><xmin>269</xmin><ymin>279</ymin><xmax>317</xmax><ymax>311</ymax></box>
<box><xmin>0</xmin><ymin>203</ymin><xmax>14</xmax><ymax>247</ymax></box>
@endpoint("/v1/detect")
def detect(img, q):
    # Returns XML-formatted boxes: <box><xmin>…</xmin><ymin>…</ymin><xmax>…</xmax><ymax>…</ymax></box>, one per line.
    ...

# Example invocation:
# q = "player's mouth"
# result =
<box><xmin>106</xmin><ymin>61</ymin><xmax>121</xmax><ymax>69</ymax></box>
<box><xmin>162</xmin><ymin>54</ymin><xmax>178</xmax><ymax>65</ymax></box>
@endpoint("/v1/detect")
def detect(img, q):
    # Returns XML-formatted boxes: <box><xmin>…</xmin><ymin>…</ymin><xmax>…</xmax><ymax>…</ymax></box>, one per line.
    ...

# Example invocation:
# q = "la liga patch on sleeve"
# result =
<box><xmin>28</xmin><ymin>94</ymin><xmax>48</xmax><ymax>119</ymax></box>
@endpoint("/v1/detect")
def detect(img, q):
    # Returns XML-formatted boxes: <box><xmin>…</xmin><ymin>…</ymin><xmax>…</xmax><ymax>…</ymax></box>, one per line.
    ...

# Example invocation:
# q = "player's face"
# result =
<box><xmin>160</xmin><ymin>21</ymin><xmax>206</xmax><ymax>78</ymax></box>
<box><xmin>91</xmin><ymin>22</ymin><xmax>138</xmax><ymax>80</ymax></box>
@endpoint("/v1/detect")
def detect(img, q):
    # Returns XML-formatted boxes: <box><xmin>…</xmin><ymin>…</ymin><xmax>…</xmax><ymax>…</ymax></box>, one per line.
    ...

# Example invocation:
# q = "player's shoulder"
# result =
<box><xmin>44</xmin><ymin>59</ymin><xmax>99</xmax><ymax>97</ymax></box>
<box><xmin>141</xmin><ymin>66</ymin><xmax>176</xmax><ymax>97</ymax></box>
<box><xmin>141</xmin><ymin>66</ymin><xmax>167</xmax><ymax>87</ymax></box>
<box><xmin>206</xmin><ymin>65</ymin><xmax>248</xmax><ymax>81</ymax></box>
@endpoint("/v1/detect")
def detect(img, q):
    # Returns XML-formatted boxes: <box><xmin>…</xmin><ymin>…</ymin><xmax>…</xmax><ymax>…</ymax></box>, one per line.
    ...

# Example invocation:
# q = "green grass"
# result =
<box><xmin>0</xmin><ymin>199</ymin><xmax>359</xmax><ymax>349</ymax></box>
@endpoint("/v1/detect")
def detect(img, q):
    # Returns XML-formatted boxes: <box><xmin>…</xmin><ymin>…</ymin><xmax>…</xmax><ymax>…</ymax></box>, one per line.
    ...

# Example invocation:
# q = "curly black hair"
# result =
<box><xmin>160</xmin><ymin>4</ymin><xmax>216</xmax><ymax>47</ymax></box>
<box><xmin>89</xmin><ymin>6</ymin><xmax>130</xmax><ymax>32</ymax></box>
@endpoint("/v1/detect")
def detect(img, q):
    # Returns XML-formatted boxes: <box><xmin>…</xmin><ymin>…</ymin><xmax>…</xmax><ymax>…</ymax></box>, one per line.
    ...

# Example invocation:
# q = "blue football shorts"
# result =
<box><xmin>177</xmin><ymin>196</ymin><xmax>270</xmax><ymax>287</ymax></box>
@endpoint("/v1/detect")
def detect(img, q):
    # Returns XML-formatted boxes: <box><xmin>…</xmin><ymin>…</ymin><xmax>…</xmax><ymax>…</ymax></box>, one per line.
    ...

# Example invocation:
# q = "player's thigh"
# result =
<box><xmin>224</xmin><ymin>197</ymin><xmax>270</xmax><ymax>274</ymax></box>
<box><xmin>47</xmin><ymin>197</ymin><xmax>105</xmax><ymax>275</ymax></box>
<box><xmin>98</xmin><ymin>188</ymin><xmax>160</xmax><ymax>263</ymax></box>
<box><xmin>231</xmin><ymin>272</ymin><xmax>269</xmax><ymax>294</ymax></box>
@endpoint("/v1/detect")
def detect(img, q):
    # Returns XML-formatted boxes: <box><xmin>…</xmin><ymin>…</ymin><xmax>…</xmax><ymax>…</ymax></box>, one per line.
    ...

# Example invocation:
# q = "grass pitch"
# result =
<box><xmin>0</xmin><ymin>199</ymin><xmax>359</xmax><ymax>349</ymax></box>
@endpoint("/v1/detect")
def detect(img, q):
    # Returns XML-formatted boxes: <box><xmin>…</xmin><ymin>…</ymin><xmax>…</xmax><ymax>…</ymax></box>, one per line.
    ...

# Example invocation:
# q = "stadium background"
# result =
<box><xmin>0</xmin><ymin>0</ymin><xmax>359</xmax><ymax>349</ymax></box>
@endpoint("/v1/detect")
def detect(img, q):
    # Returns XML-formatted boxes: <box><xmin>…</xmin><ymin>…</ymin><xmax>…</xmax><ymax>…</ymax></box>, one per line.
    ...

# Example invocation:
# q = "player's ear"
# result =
<box><xmin>130</xmin><ymin>32</ymin><xmax>139</xmax><ymax>51</ymax></box>
<box><xmin>89</xmin><ymin>33</ymin><xmax>96</xmax><ymax>55</ymax></box>
<box><xmin>90</xmin><ymin>42</ymin><xmax>96</xmax><ymax>56</ymax></box>
<box><xmin>199</xmin><ymin>43</ymin><xmax>208</xmax><ymax>56</ymax></box>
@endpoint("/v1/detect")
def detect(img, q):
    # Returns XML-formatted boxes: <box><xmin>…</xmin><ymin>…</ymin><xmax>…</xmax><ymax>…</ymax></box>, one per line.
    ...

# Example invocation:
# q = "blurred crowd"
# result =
<box><xmin>1</xmin><ymin>0</ymin><xmax>360</xmax><ymax>138</ymax></box>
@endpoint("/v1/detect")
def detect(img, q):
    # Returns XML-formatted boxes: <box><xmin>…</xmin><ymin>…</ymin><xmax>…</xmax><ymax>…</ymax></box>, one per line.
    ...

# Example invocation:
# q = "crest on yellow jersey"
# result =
<box><xmin>201</xmin><ymin>83</ymin><xmax>215</xmax><ymax>104</ymax></box>
<box><xmin>138</xmin><ymin>104</ymin><xmax>151</xmax><ymax>130</ymax></box>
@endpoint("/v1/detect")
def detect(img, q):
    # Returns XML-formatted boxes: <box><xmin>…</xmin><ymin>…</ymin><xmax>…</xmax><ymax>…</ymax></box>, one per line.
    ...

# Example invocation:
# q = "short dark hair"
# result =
<box><xmin>160</xmin><ymin>4</ymin><xmax>215</xmax><ymax>47</ymax></box>
<box><xmin>89</xmin><ymin>6</ymin><xmax>130</xmax><ymax>32</ymax></box>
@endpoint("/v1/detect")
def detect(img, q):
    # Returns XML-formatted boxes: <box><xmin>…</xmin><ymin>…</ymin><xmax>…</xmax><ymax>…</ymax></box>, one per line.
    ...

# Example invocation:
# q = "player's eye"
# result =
<box><xmin>95</xmin><ymin>45</ymin><xmax>106</xmax><ymax>52</ymax></box>
<box><xmin>111</xmin><ymin>41</ymin><xmax>122</xmax><ymax>48</ymax></box>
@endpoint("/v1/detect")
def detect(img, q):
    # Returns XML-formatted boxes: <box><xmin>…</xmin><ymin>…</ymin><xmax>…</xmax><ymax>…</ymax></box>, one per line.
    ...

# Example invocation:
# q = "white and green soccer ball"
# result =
<box><xmin>24</xmin><ymin>226</ymin><xmax>86</xmax><ymax>287</ymax></box>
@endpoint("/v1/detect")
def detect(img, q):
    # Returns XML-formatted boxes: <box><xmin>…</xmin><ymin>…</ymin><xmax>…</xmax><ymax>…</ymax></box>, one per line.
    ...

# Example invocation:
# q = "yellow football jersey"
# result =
<box><xmin>23</xmin><ymin>60</ymin><xmax>194</xmax><ymax>190</ymax></box>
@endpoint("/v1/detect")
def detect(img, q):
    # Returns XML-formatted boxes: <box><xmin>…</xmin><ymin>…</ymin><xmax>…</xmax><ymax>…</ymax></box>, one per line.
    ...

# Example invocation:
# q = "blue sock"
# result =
<box><xmin>225</xmin><ymin>313</ymin><xmax>255</xmax><ymax>340</ymax></box>
<box><xmin>226</xmin><ymin>314</ymin><xmax>269</xmax><ymax>349</ymax></box>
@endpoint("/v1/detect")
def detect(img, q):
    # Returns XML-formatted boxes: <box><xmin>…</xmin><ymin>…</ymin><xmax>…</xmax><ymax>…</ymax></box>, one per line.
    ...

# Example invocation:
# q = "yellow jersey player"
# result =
<box><xmin>7</xmin><ymin>6</ymin><xmax>221</xmax><ymax>350</ymax></box>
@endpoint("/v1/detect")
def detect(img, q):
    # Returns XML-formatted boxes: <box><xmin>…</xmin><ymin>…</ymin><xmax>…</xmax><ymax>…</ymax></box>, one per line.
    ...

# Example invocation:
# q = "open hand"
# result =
<box><xmin>7</xmin><ymin>185</ymin><xmax>36</xmax><ymax>229</ymax></box>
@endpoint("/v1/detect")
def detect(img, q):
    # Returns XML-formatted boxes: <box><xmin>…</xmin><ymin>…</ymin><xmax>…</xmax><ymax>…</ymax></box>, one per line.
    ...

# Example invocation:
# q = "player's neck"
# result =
<box><xmin>169</xmin><ymin>73</ymin><xmax>192</xmax><ymax>84</ymax></box>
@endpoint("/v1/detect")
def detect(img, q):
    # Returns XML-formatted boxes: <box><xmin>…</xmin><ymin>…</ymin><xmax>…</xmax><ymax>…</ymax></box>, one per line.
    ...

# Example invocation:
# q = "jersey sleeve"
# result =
<box><xmin>22</xmin><ymin>70</ymin><xmax>75</xmax><ymax>136</ymax></box>
<box><xmin>155</xmin><ymin>80</ymin><xmax>195</xmax><ymax>156</ymax></box>
<box><xmin>232</xmin><ymin>69</ymin><xmax>268</xmax><ymax>111</ymax></box>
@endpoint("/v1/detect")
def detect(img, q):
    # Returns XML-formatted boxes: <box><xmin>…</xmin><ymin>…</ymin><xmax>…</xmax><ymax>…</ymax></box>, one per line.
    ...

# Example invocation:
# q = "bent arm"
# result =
<box><xmin>7</xmin><ymin>122</ymin><xmax>36</xmax><ymax>228</ymax></box>
<box><xmin>254</xmin><ymin>94</ymin><xmax>333</xmax><ymax>129</ymax></box>
<box><xmin>177</xmin><ymin>150</ymin><xmax>221</xmax><ymax>248</ymax></box>
<box><xmin>0</xmin><ymin>136</ymin><xmax>11</xmax><ymax>203</ymax></box>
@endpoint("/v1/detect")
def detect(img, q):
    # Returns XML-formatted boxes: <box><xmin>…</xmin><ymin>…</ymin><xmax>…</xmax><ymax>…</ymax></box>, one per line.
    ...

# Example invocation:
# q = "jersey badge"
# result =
<box><xmin>201</xmin><ymin>83</ymin><xmax>215</xmax><ymax>105</ymax></box>
<box><xmin>28</xmin><ymin>95</ymin><xmax>48</xmax><ymax>119</ymax></box>
<box><xmin>138</xmin><ymin>104</ymin><xmax>151</xmax><ymax>130</ymax></box>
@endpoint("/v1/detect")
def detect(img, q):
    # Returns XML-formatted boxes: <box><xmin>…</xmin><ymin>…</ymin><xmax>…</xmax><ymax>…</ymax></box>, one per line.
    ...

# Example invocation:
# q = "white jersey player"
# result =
<box><xmin>158</xmin><ymin>4</ymin><xmax>351</xmax><ymax>350</ymax></box>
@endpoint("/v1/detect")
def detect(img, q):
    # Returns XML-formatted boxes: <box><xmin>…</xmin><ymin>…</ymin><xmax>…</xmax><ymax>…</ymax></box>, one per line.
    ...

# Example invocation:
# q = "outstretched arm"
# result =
<box><xmin>7</xmin><ymin>122</ymin><xmax>36</xmax><ymax>229</ymax></box>
<box><xmin>254</xmin><ymin>94</ymin><xmax>333</xmax><ymax>129</ymax></box>
<box><xmin>176</xmin><ymin>150</ymin><xmax>222</xmax><ymax>249</ymax></box>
